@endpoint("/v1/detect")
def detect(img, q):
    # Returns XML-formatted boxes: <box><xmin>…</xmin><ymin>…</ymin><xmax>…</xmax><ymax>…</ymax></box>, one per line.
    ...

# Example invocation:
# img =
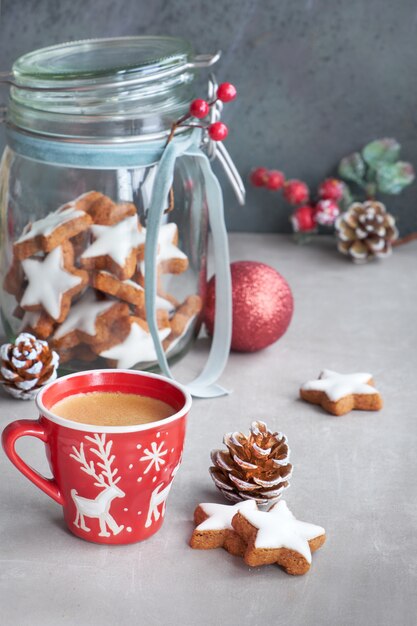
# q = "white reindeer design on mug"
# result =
<box><xmin>145</xmin><ymin>459</ymin><xmax>181</xmax><ymax>528</ymax></box>
<box><xmin>70</xmin><ymin>434</ymin><xmax>125</xmax><ymax>537</ymax></box>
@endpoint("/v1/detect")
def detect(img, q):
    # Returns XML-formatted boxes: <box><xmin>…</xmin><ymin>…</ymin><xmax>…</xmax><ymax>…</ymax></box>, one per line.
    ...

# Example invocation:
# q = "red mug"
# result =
<box><xmin>2</xmin><ymin>369</ymin><xmax>191</xmax><ymax>545</ymax></box>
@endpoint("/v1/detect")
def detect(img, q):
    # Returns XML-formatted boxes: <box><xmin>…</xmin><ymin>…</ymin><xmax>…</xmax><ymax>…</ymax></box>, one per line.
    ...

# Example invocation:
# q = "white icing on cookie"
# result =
<box><xmin>53</xmin><ymin>290</ymin><xmax>115</xmax><ymax>340</ymax></box>
<box><xmin>81</xmin><ymin>215</ymin><xmax>145</xmax><ymax>266</ymax></box>
<box><xmin>20</xmin><ymin>247</ymin><xmax>82</xmax><ymax>320</ymax></box>
<box><xmin>16</xmin><ymin>207</ymin><xmax>85</xmax><ymax>243</ymax></box>
<box><xmin>301</xmin><ymin>369</ymin><xmax>378</xmax><ymax>402</ymax></box>
<box><xmin>196</xmin><ymin>500</ymin><xmax>258</xmax><ymax>531</ymax></box>
<box><xmin>238</xmin><ymin>500</ymin><xmax>325</xmax><ymax>564</ymax></box>
<box><xmin>156</xmin><ymin>223</ymin><xmax>188</xmax><ymax>263</ymax></box>
<box><xmin>121</xmin><ymin>278</ymin><xmax>144</xmax><ymax>291</ymax></box>
<box><xmin>139</xmin><ymin>223</ymin><xmax>188</xmax><ymax>276</ymax></box>
<box><xmin>99</xmin><ymin>321</ymin><xmax>171</xmax><ymax>368</ymax></box>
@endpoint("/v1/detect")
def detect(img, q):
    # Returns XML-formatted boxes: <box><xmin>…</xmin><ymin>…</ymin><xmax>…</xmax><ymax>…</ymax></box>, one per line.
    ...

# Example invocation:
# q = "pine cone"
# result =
<box><xmin>0</xmin><ymin>333</ymin><xmax>59</xmax><ymax>400</ymax></box>
<box><xmin>209</xmin><ymin>421</ymin><xmax>292</xmax><ymax>506</ymax></box>
<box><xmin>335</xmin><ymin>200</ymin><xmax>398</xmax><ymax>263</ymax></box>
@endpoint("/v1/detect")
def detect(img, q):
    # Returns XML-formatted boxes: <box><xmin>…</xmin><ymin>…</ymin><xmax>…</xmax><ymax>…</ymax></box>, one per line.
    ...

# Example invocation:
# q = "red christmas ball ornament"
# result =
<box><xmin>189</xmin><ymin>98</ymin><xmax>210</xmax><ymax>119</ymax></box>
<box><xmin>314</xmin><ymin>199</ymin><xmax>340</xmax><ymax>226</ymax></box>
<box><xmin>265</xmin><ymin>170</ymin><xmax>285</xmax><ymax>190</ymax></box>
<box><xmin>318</xmin><ymin>178</ymin><xmax>345</xmax><ymax>202</ymax></box>
<box><xmin>216</xmin><ymin>82</ymin><xmax>237</xmax><ymax>102</ymax></box>
<box><xmin>291</xmin><ymin>205</ymin><xmax>316</xmax><ymax>232</ymax></box>
<box><xmin>204</xmin><ymin>261</ymin><xmax>294</xmax><ymax>353</ymax></box>
<box><xmin>250</xmin><ymin>167</ymin><xmax>269</xmax><ymax>187</ymax></box>
<box><xmin>283</xmin><ymin>179</ymin><xmax>310</xmax><ymax>205</ymax></box>
<box><xmin>208</xmin><ymin>121</ymin><xmax>229</xmax><ymax>141</ymax></box>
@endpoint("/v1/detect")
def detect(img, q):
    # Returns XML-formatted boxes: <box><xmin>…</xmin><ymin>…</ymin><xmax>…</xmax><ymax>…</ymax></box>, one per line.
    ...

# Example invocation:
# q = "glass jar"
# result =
<box><xmin>0</xmin><ymin>37</ymin><xmax>226</xmax><ymax>375</ymax></box>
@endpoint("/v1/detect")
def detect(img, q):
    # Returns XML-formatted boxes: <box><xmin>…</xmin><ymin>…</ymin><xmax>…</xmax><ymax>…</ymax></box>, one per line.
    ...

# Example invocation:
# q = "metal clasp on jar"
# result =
<box><xmin>204</xmin><ymin>73</ymin><xmax>245</xmax><ymax>206</ymax></box>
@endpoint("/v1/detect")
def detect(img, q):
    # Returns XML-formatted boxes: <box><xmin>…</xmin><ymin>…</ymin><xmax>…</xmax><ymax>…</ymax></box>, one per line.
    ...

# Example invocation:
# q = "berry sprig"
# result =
<box><xmin>250</xmin><ymin>138</ymin><xmax>416</xmax><ymax>254</ymax></box>
<box><xmin>169</xmin><ymin>82</ymin><xmax>237</xmax><ymax>143</ymax></box>
<box><xmin>250</xmin><ymin>167</ymin><xmax>348</xmax><ymax>235</ymax></box>
<box><xmin>250</xmin><ymin>138</ymin><xmax>415</xmax><ymax>243</ymax></box>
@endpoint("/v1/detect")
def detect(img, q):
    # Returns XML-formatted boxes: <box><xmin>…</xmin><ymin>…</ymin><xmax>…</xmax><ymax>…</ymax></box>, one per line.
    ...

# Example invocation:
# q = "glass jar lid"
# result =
<box><xmin>12</xmin><ymin>36</ymin><xmax>193</xmax><ymax>85</ymax></box>
<box><xmin>5</xmin><ymin>37</ymin><xmax>218</xmax><ymax>141</ymax></box>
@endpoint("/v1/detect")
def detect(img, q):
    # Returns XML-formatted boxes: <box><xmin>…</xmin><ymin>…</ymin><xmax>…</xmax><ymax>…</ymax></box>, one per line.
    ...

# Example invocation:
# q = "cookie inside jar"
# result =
<box><xmin>3</xmin><ymin>190</ymin><xmax>203</xmax><ymax>372</ymax></box>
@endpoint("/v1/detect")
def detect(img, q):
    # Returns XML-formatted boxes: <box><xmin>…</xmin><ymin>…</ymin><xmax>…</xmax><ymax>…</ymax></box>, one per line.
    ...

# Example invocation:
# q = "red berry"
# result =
<box><xmin>250</xmin><ymin>167</ymin><xmax>269</xmax><ymax>187</ymax></box>
<box><xmin>265</xmin><ymin>170</ymin><xmax>285</xmax><ymax>190</ymax></box>
<box><xmin>283</xmin><ymin>180</ymin><xmax>310</xmax><ymax>205</ymax></box>
<box><xmin>189</xmin><ymin>98</ymin><xmax>210</xmax><ymax>119</ymax></box>
<box><xmin>318</xmin><ymin>178</ymin><xmax>345</xmax><ymax>202</ymax></box>
<box><xmin>208</xmin><ymin>122</ymin><xmax>229</xmax><ymax>141</ymax></box>
<box><xmin>216</xmin><ymin>82</ymin><xmax>237</xmax><ymax>102</ymax></box>
<box><xmin>291</xmin><ymin>205</ymin><xmax>316</xmax><ymax>232</ymax></box>
<box><xmin>314</xmin><ymin>199</ymin><xmax>340</xmax><ymax>226</ymax></box>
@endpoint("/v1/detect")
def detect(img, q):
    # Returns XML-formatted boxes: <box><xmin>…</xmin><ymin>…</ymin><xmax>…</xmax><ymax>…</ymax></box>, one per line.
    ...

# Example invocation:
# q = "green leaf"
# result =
<box><xmin>376</xmin><ymin>161</ymin><xmax>415</xmax><ymax>194</ymax></box>
<box><xmin>338</xmin><ymin>153</ymin><xmax>366</xmax><ymax>187</ymax></box>
<box><xmin>362</xmin><ymin>138</ymin><xmax>401</xmax><ymax>168</ymax></box>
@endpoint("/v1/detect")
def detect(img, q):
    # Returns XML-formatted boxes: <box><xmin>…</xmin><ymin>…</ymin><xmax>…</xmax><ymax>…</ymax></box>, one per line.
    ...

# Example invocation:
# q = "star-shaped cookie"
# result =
<box><xmin>139</xmin><ymin>223</ymin><xmax>188</xmax><ymax>276</ymax></box>
<box><xmin>96</xmin><ymin>317</ymin><xmax>171</xmax><ymax>368</ymax></box>
<box><xmin>14</xmin><ymin>205</ymin><xmax>92</xmax><ymax>260</ymax></box>
<box><xmin>232</xmin><ymin>500</ymin><xmax>326</xmax><ymax>575</ymax></box>
<box><xmin>80</xmin><ymin>214</ymin><xmax>146</xmax><ymax>279</ymax></box>
<box><xmin>52</xmin><ymin>290</ymin><xmax>129</xmax><ymax>350</ymax></box>
<box><xmin>20</xmin><ymin>243</ymin><xmax>88</xmax><ymax>323</ymax></box>
<box><xmin>300</xmin><ymin>369</ymin><xmax>383</xmax><ymax>415</ymax></box>
<box><xmin>190</xmin><ymin>501</ymin><xmax>258</xmax><ymax>556</ymax></box>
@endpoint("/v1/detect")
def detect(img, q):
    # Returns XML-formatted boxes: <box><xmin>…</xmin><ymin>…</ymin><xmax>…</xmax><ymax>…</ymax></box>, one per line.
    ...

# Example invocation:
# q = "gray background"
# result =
<box><xmin>0</xmin><ymin>0</ymin><xmax>417</xmax><ymax>235</ymax></box>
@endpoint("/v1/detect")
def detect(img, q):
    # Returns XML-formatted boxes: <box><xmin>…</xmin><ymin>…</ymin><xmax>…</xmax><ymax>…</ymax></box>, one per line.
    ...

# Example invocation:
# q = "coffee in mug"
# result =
<box><xmin>51</xmin><ymin>392</ymin><xmax>174</xmax><ymax>427</ymax></box>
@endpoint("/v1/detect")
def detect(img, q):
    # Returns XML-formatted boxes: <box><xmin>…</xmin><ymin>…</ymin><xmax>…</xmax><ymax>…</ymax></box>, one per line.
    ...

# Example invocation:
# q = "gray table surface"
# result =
<box><xmin>0</xmin><ymin>233</ymin><xmax>416</xmax><ymax>626</ymax></box>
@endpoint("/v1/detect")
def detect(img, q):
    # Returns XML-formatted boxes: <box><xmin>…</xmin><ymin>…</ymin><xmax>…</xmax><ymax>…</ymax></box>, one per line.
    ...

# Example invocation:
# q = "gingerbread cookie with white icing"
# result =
<box><xmin>91</xmin><ymin>270</ymin><xmax>146</xmax><ymax>307</ymax></box>
<box><xmin>20</xmin><ymin>242</ymin><xmax>88</xmax><ymax>323</ymax></box>
<box><xmin>300</xmin><ymin>369</ymin><xmax>383</xmax><ymax>416</ymax></box>
<box><xmin>232</xmin><ymin>500</ymin><xmax>326</xmax><ymax>576</ymax></box>
<box><xmin>80</xmin><ymin>214</ymin><xmax>146</xmax><ymax>280</ymax></box>
<box><xmin>133</xmin><ymin>290</ymin><xmax>177</xmax><ymax>321</ymax></box>
<box><xmin>132</xmin><ymin>271</ymin><xmax>180</xmax><ymax>309</ymax></box>
<box><xmin>190</xmin><ymin>501</ymin><xmax>258</xmax><ymax>556</ymax></box>
<box><xmin>52</xmin><ymin>289</ymin><xmax>129</xmax><ymax>350</ymax></box>
<box><xmin>93</xmin><ymin>315</ymin><xmax>171</xmax><ymax>368</ymax></box>
<box><xmin>138</xmin><ymin>222</ymin><xmax>189</xmax><ymax>276</ymax></box>
<box><xmin>14</xmin><ymin>205</ymin><xmax>92</xmax><ymax>260</ymax></box>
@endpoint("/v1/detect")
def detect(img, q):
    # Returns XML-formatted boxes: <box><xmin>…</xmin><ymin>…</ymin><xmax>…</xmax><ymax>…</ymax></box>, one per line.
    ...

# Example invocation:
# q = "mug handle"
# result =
<box><xmin>2</xmin><ymin>420</ymin><xmax>64</xmax><ymax>505</ymax></box>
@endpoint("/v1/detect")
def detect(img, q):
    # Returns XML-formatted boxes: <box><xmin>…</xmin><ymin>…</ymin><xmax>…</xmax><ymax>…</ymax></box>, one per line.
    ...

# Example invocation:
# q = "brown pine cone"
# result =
<box><xmin>0</xmin><ymin>333</ymin><xmax>59</xmax><ymax>400</ymax></box>
<box><xmin>335</xmin><ymin>200</ymin><xmax>398</xmax><ymax>263</ymax></box>
<box><xmin>209</xmin><ymin>421</ymin><xmax>292</xmax><ymax>506</ymax></box>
